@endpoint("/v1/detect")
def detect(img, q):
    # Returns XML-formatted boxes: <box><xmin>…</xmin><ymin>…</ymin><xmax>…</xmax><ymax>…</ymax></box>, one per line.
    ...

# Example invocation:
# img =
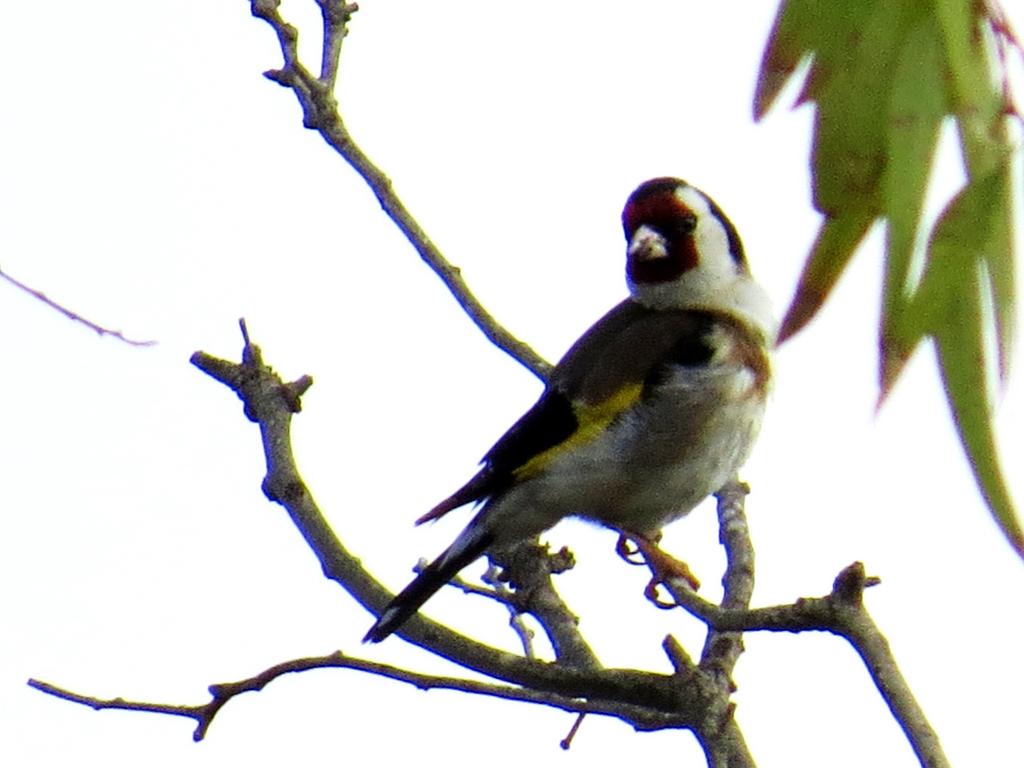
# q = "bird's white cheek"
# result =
<box><xmin>695</xmin><ymin>218</ymin><xmax>734</xmax><ymax>277</ymax></box>
<box><xmin>674</xmin><ymin>185</ymin><xmax>733</xmax><ymax>277</ymax></box>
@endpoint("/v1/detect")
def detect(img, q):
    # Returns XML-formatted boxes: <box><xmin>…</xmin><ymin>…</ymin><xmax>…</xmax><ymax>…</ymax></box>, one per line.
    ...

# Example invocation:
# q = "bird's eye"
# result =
<box><xmin>673</xmin><ymin>213</ymin><xmax>698</xmax><ymax>236</ymax></box>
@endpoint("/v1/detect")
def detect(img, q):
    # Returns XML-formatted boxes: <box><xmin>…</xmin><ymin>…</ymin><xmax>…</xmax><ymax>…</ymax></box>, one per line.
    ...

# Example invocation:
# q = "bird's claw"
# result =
<box><xmin>643</xmin><ymin>579</ymin><xmax>679</xmax><ymax>609</ymax></box>
<box><xmin>618</xmin><ymin>533</ymin><xmax>701</xmax><ymax>604</ymax></box>
<box><xmin>615</xmin><ymin>534</ymin><xmax>645</xmax><ymax>564</ymax></box>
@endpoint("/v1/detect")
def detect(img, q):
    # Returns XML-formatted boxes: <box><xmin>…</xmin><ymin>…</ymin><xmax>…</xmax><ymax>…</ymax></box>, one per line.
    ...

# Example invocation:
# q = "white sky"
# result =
<box><xmin>3</xmin><ymin>2</ymin><xmax>1022</xmax><ymax>767</ymax></box>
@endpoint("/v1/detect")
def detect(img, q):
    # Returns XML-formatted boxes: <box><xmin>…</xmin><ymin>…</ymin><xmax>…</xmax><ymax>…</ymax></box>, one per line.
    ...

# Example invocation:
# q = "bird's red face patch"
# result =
<box><xmin>622</xmin><ymin>178</ymin><xmax>700</xmax><ymax>285</ymax></box>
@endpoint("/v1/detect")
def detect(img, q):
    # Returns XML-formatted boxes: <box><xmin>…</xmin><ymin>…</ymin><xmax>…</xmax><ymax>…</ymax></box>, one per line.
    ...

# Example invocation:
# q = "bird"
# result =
<box><xmin>364</xmin><ymin>176</ymin><xmax>775</xmax><ymax>643</ymax></box>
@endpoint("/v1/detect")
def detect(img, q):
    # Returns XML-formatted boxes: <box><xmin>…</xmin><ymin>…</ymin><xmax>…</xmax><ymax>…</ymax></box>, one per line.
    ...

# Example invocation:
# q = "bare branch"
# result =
<box><xmin>698</xmin><ymin>481</ymin><xmax>757</xmax><ymax>767</ymax></box>
<box><xmin>666</xmin><ymin>563</ymin><xmax>950</xmax><ymax>768</ymax></box>
<box><xmin>187</xmin><ymin>325</ymin><xmax>711</xmax><ymax>726</ymax></box>
<box><xmin>188</xmin><ymin>325</ymin><xmax>946</xmax><ymax>765</ymax></box>
<box><xmin>0</xmin><ymin>267</ymin><xmax>156</xmax><ymax>346</ymax></box>
<box><xmin>703</xmin><ymin>720</ymin><xmax>757</xmax><ymax>768</ymax></box>
<box><xmin>33</xmin><ymin>319</ymin><xmax>947</xmax><ymax>768</ymax></box>
<box><xmin>701</xmin><ymin>479</ymin><xmax>755</xmax><ymax>673</ymax></box>
<box><xmin>190</xmin><ymin>328</ymin><xmax>544</xmax><ymax>685</ymax></box>
<box><xmin>246</xmin><ymin>0</ymin><xmax>550</xmax><ymax>380</ymax></box>
<box><xmin>28</xmin><ymin>651</ymin><xmax>685</xmax><ymax>741</ymax></box>
<box><xmin>643</xmin><ymin>486</ymin><xmax>947</xmax><ymax>767</ymax></box>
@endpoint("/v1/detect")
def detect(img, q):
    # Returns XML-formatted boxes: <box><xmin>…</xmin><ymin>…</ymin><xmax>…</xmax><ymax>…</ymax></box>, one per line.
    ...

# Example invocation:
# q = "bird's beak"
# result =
<box><xmin>627</xmin><ymin>224</ymin><xmax>669</xmax><ymax>263</ymax></box>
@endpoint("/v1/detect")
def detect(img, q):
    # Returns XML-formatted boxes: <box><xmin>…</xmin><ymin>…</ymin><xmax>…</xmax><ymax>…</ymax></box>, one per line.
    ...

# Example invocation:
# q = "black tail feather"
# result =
<box><xmin>363</xmin><ymin>528</ymin><xmax>493</xmax><ymax>643</ymax></box>
<box><xmin>415</xmin><ymin>467</ymin><xmax>494</xmax><ymax>525</ymax></box>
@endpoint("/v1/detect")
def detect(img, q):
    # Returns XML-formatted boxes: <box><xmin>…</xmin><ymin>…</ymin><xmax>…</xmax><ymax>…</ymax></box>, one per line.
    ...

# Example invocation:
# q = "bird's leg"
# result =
<box><xmin>616</xmin><ymin>532</ymin><xmax>700</xmax><ymax>608</ymax></box>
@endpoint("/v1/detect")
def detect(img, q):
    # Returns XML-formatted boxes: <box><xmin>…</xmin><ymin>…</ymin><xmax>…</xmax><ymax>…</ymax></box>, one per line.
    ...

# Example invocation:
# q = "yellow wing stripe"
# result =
<box><xmin>513</xmin><ymin>383</ymin><xmax>643</xmax><ymax>480</ymax></box>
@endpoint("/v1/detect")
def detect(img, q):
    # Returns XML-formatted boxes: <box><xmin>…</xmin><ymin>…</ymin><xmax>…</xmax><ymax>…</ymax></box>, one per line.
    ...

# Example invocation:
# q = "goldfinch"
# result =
<box><xmin>364</xmin><ymin>177</ymin><xmax>775</xmax><ymax>643</ymax></box>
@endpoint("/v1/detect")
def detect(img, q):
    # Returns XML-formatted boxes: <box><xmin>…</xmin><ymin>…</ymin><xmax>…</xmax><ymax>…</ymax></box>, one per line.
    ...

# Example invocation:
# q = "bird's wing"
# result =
<box><xmin>551</xmin><ymin>299</ymin><xmax>717</xmax><ymax>404</ymax></box>
<box><xmin>415</xmin><ymin>391</ymin><xmax>576</xmax><ymax>524</ymax></box>
<box><xmin>418</xmin><ymin>300</ymin><xmax>718</xmax><ymax>524</ymax></box>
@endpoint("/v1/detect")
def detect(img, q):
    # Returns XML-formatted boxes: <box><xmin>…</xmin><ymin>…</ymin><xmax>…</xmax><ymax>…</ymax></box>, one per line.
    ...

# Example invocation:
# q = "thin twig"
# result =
<box><xmin>480</xmin><ymin>561</ymin><xmax>538</xmax><ymax>659</ymax></box>
<box><xmin>662</xmin><ymin>635</ymin><xmax>695</xmax><ymax>675</ymax></box>
<box><xmin>28</xmin><ymin>679</ymin><xmax>205</xmax><ymax>726</ymax></box>
<box><xmin>560</xmin><ymin>713</ymin><xmax>586</xmax><ymax>750</ymax></box>
<box><xmin>446</xmin><ymin>568</ymin><xmax>509</xmax><ymax>602</ymax></box>
<box><xmin>315</xmin><ymin>0</ymin><xmax>356</xmax><ymax>90</ymax></box>
<box><xmin>0</xmin><ymin>267</ymin><xmax>156</xmax><ymax>346</ymax></box>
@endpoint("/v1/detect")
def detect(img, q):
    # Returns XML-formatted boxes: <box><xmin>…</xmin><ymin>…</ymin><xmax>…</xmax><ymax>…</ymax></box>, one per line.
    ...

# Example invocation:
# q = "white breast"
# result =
<box><xmin>486</xmin><ymin>345</ymin><xmax>767</xmax><ymax>541</ymax></box>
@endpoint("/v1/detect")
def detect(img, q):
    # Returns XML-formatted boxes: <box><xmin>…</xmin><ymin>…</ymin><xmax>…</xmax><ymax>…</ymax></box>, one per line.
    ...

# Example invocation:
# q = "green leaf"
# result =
<box><xmin>758</xmin><ymin>0</ymin><xmax>1021</xmax><ymax>558</ymax></box>
<box><xmin>932</xmin><ymin>0</ymin><xmax>1006</xmax><ymax>173</ymax></box>
<box><xmin>878</xmin><ymin>15</ymin><xmax>945</xmax><ymax>400</ymax></box>
<box><xmin>811</xmin><ymin>0</ymin><xmax>925</xmax><ymax>214</ymax></box>
<box><xmin>777</xmin><ymin>207</ymin><xmax>875</xmax><ymax>343</ymax></box>
<box><xmin>754</xmin><ymin>0</ymin><xmax>818</xmax><ymax>119</ymax></box>
<box><xmin>986</xmin><ymin>177</ymin><xmax>1016</xmax><ymax>384</ymax></box>
<box><xmin>755</xmin><ymin>0</ymin><xmax>882</xmax><ymax>119</ymax></box>
<box><xmin>922</xmin><ymin>0</ymin><xmax>1016</xmax><ymax>384</ymax></box>
<box><xmin>907</xmin><ymin>166</ymin><xmax>1022</xmax><ymax>554</ymax></box>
